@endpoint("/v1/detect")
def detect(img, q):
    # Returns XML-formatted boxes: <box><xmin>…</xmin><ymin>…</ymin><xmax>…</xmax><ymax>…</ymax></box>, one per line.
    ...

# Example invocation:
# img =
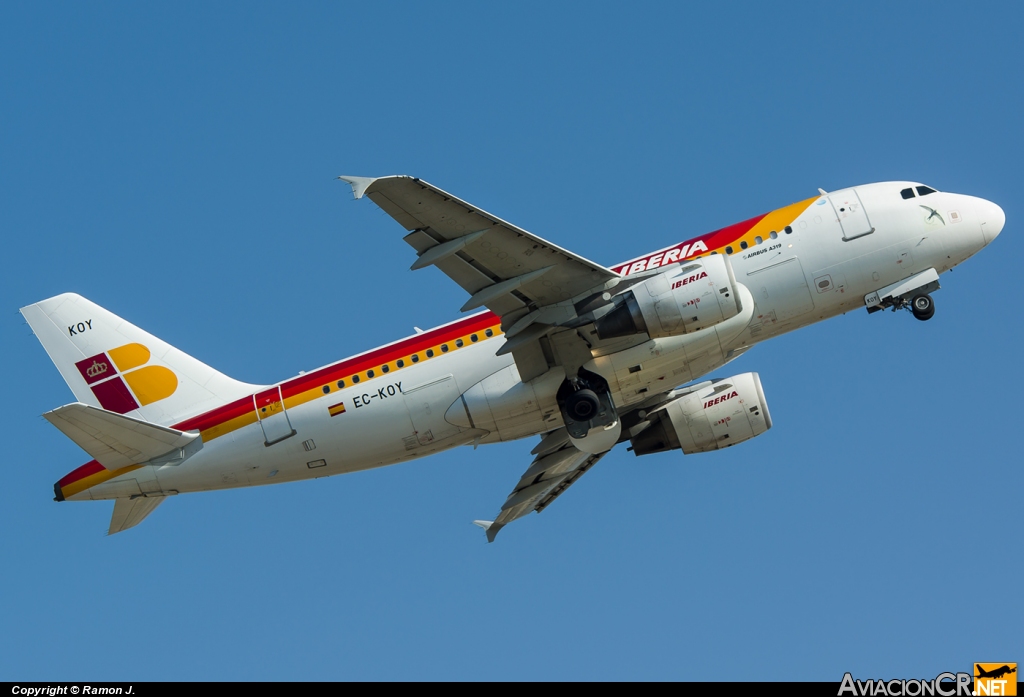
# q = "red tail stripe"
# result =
<box><xmin>58</xmin><ymin>460</ymin><xmax>104</xmax><ymax>487</ymax></box>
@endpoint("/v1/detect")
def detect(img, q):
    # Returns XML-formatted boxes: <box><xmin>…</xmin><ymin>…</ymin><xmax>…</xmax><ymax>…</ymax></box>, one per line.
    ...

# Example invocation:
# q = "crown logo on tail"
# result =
<box><xmin>85</xmin><ymin>360</ymin><xmax>108</xmax><ymax>378</ymax></box>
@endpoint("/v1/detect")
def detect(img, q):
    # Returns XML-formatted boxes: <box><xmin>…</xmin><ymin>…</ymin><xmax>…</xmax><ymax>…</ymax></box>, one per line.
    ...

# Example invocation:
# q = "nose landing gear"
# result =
<box><xmin>910</xmin><ymin>293</ymin><xmax>935</xmax><ymax>321</ymax></box>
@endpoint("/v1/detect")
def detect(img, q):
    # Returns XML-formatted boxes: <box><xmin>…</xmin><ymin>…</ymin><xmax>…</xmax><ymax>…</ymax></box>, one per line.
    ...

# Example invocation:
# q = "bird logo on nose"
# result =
<box><xmin>920</xmin><ymin>205</ymin><xmax>945</xmax><ymax>225</ymax></box>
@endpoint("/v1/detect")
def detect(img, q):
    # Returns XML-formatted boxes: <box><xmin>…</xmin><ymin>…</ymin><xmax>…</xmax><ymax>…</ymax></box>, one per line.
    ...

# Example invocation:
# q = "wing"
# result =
<box><xmin>340</xmin><ymin>175</ymin><xmax>625</xmax><ymax>380</ymax></box>
<box><xmin>472</xmin><ymin>376</ymin><xmax>747</xmax><ymax>542</ymax></box>
<box><xmin>340</xmin><ymin>175</ymin><xmax>617</xmax><ymax>314</ymax></box>
<box><xmin>473</xmin><ymin>428</ymin><xmax>609</xmax><ymax>542</ymax></box>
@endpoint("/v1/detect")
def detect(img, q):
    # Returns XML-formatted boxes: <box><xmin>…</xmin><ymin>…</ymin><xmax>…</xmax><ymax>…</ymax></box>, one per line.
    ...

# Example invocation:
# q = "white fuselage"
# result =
<box><xmin>76</xmin><ymin>182</ymin><xmax>1003</xmax><ymax>501</ymax></box>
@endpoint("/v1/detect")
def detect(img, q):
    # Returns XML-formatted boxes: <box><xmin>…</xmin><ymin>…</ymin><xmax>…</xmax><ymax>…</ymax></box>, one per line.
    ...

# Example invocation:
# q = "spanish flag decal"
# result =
<box><xmin>328</xmin><ymin>401</ymin><xmax>346</xmax><ymax>417</ymax></box>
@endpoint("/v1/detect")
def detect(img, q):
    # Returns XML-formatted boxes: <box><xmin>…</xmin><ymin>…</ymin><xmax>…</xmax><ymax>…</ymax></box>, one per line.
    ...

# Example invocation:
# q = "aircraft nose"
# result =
<box><xmin>979</xmin><ymin>199</ymin><xmax>1005</xmax><ymax>244</ymax></box>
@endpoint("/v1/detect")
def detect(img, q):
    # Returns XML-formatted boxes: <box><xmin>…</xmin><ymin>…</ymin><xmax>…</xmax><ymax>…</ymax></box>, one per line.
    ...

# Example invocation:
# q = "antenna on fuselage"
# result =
<box><xmin>818</xmin><ymin>188</ymin><xmax>828</xmax><ymax>195</ymax></box>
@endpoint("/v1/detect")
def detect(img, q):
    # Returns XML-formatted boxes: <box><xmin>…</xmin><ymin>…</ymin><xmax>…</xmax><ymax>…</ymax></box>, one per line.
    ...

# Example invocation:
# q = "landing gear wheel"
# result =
<box><xmin>911</xmin><ymin>294</ymin><xmax>935</xmax><ymax>321</ymax></box>
<box><xmin>565</xmin><ymin>389</ymin><xmax>601</xmax><ymax>422</ymax></box>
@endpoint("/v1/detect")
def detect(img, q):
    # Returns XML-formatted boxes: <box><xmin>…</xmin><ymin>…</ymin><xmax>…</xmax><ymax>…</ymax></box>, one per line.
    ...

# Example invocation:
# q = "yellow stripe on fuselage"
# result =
<box><xmin>199</xmin><ymin>410</ymin><xmax>259</xmax><ymax>442</ymax></box>
<box><xmin>62</xmin><ymin>465</ymin><xmax>141</xmax><ymax>499</ymax></box>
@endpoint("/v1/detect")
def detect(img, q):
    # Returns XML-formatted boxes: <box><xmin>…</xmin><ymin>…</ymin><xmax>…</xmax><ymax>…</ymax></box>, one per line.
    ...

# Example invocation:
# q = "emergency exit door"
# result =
<box><xmin>828</xmin><ymin>188</ymin><xmax>874</xmax><ymax>240</ymax></box>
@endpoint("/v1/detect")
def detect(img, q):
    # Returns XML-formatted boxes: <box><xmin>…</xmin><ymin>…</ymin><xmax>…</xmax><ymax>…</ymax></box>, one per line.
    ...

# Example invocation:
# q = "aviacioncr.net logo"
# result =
<box><xmin>839</xmin><ymin>672</ymin><xmax>972</xmax><ymax>697</ymax></box>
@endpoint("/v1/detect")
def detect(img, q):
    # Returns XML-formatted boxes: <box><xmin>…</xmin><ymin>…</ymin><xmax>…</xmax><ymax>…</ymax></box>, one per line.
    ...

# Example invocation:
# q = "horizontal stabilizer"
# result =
<box><xmin>109</xmin><ymin>495</ymin><xmax>167</xmax><ymax>535</ymax></box>
<box><xmin>44</xmin><ymin>402</ymin><xmax>202</xmax><ymax>470</ymax></box>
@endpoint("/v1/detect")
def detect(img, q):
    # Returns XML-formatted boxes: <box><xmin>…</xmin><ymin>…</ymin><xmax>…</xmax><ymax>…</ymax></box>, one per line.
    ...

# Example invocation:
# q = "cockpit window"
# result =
<box><xmin>900</xmin><ymin>187</ymin><xmax>916</xmax><ymax>199</ymax></box>
<box><xmin>916</xmin><ymin>185</ymin><xmax>937</xmax><ymax>196</ymax></box>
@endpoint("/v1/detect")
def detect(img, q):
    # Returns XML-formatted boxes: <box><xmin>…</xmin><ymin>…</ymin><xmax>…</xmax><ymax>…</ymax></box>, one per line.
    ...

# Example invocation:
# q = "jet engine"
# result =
<box><xmin>630</xmin><ymin>372</ymin><xmax>771</xmax><ymax>455</ymax></box>
<box><xmin>595</xmin><ymin>254</ymin><xmax>742</xmax><ymax>340</ymax></box>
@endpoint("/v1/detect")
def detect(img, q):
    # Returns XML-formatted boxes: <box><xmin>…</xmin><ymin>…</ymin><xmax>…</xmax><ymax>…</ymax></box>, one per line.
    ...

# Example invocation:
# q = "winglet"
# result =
<box><xmin>337</xmin><ymin>176</ymin><xmax>377</xmax><ymax>200</ymax></box>
<box><xmin>472</xmin><ymin>519</ymin><xmax>503</xmax><ymax>543</ymax></box>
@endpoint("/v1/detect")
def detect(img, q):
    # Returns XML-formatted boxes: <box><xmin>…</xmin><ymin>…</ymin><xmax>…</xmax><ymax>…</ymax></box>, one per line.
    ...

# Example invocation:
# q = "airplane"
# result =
<box><xmin>976</xmin><ymin>665</ymin><xmax>1016</xmax><ymax>680</ymax></box>
<box><xmin>21</xmin><ymin>177</ymin><xmax>1004</xmax><ymax>540</ymax></box>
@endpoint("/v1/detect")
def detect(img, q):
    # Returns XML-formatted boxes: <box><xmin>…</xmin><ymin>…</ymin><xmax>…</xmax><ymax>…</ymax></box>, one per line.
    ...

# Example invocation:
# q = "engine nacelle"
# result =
<box><xmin>595</xmin><ymin>254</ymin><xmax>742</xmax><ymax>340</ymax></box>
<box><xmin>630</xmin><ymin>372</ymin><xmax>771</xmax><ymax>455</ymax></box>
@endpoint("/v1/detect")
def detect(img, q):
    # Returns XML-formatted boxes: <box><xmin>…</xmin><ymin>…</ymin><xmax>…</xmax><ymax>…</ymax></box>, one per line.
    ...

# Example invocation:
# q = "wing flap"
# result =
<box><xmin>44</xmin><ymin>402</ymin><xmax>202</xmax><ymax>470</ymax></box>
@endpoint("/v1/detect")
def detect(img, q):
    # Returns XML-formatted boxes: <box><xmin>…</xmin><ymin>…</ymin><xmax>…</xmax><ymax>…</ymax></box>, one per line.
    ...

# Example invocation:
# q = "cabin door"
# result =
<box><xmin>828</xmin><ymin>188</ymin><xmax>874</xmax><ymax>240</ymax></box>
<box><xmin>254</xmin><ymin>386</ymin><xmax>296</xmax><ymax>445</ymax></box>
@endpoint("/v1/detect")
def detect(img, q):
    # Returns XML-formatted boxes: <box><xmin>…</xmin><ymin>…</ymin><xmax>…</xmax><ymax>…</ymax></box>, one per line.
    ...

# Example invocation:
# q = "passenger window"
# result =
<box><xmin>754</xmin><ymin>236</ymin><xmax>762</xmax><ymax>245</ymax></box>
<box><xmin>784</xmin><ymin>226</ymin><xmax>793</xmax><ymax>234</ymax></box>
<box><xmin>381</xmin><ymin>364</ymin><xmax>389</xmax><ymax>373</ymax></box>
<box><xmin>367</xmin><ymin>369</ymin><xmax>374</xmax><ymax>378</ymax></box>
<box><xmin>337</xmin><ymin>380</ymin><xmax>345</xmax><ymax>389</ymax></box>
<box><xmin>441</xmin><ymin>344</ymin><xmax>449</xmax><ymax>353</ymax></box>
<box><xmin>470</xmin><ymin>334</ymin><xmax>478</xmax><ymax>342</ymax></box>
<box><xmin>916</xmin><ymin>186</ymin><xmax>937</xmax><ymax>196</ymax></box>
<box><xmin>485</xmin><ymin>328</ymin><xmax>494</xmax><ymax>337</ymax></box>
<box><xmin>411</xmin><ymin>354</ymin><xmax>419</xmax><ymax>363</ymax></box>
<box><xmin>455</xmin><ymin>338</ymin><xmax>464</xmax><ymax>348</ymax></box>
<box><xmin>426</xmin><ymin>349</ymin><xmax>434</xmax><ymax>358</ymax></box>
<box><xmin>322</xmin><ymin>385</ymin><xmax>330</xmax><ymax>394</ymax></box>
<box><xmin>725</xmin><ymin>246</ymin><xmax>734</xmax><ymax>255</ymax></box>
<box><xmin>769</xmin><ymin>231</ymin><xmax>778</xmax><ymax>240</ymax></box>
<box><xmin>900</xmin><ymin>188</ymin><xmax>916</xmax><ymax>199</ymax></box>
<box><xmin>352</xmin><ymin>375</ymin><xmax>360</xmax><ymax>383</ymax></box>
<box><xmin>396</xmin><ymin>359</ymin><xmax>404</xmax><ymax>368</ymax></box>
<box><xmin>740</xmin><ymin>241</ymin><xmax>748</xmax><ymax>250</ymax></box>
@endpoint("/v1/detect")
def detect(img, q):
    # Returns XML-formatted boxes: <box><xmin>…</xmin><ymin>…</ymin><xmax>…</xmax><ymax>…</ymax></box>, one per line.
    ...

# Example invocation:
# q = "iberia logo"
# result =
<box><xmin>975</xmin><ymin>664</ymin><xmax>1017</xmax><ymax>696</ymax></box>
<box><xmin>704</xmin><ymin>390</ymin><xmax>738</xmax><ymax>410</ymax></box>
<box><xmin>74</xmin><ymin>343</ymin><xmax>177</xmax><ymax>414</ymax></box>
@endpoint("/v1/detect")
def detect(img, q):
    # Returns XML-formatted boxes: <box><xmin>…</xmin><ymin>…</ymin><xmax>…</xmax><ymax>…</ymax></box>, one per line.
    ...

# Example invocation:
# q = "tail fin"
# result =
<box><xmin>21</xmin><ymin>293</ymin><xmax>258</xmax><ymax>427</ymax></box>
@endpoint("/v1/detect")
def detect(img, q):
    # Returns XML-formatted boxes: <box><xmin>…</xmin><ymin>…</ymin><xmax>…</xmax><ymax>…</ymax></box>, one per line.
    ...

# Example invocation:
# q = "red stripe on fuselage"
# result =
<box><xmin>58</xmin><ymin>460</ymin><xmax>105</xmax><ymax>487</ymax></box>
<box><xmin>279</xmin><ymin>311</ymin><xmax>498</xmax><ymax>400</ymax></box>
<box><xmin>698</xmin><ymin>213</ymin><xmax>769</xmax><ymax>252</ymax></box>
<box><xmin>173</xmin><ymin>311</ymin><xmax>499</xmax><ymax>434</ymax></box>
<box><xmin>610</xmin><ymin>212</ymin><xmax>769</xmax><ymax>274</ymax></box>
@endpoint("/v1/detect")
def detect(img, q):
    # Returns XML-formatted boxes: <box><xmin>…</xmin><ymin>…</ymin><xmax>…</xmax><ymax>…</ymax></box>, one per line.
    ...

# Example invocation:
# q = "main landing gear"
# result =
<box><xmin>557</xmin><ymin>368</ymin><xmax>621</xmax><ymax>454</ymax></box>
<box><xmin>564</xmin><ymin>388</ymin><xmax>601</xmax><ymax>422</ymax></box>
<box><xmin>910</xmin><ymin>293</ymin><xmax>935</xmax><ymax>321</ymax></box>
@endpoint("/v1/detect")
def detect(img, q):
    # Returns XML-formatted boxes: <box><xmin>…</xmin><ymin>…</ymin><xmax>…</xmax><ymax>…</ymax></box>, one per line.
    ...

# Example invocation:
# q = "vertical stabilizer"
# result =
<box><xmin>21</xmin><ymin>293</ymin><xmax>259</xmax><ymax>427</ymax></box>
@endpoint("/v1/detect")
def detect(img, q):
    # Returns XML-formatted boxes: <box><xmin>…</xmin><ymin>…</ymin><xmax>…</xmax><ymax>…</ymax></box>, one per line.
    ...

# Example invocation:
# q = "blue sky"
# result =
<box><xmin>1</xmin><ymin>1</ymin><xmax>1020</xmax><ymax>681</ymax></box>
